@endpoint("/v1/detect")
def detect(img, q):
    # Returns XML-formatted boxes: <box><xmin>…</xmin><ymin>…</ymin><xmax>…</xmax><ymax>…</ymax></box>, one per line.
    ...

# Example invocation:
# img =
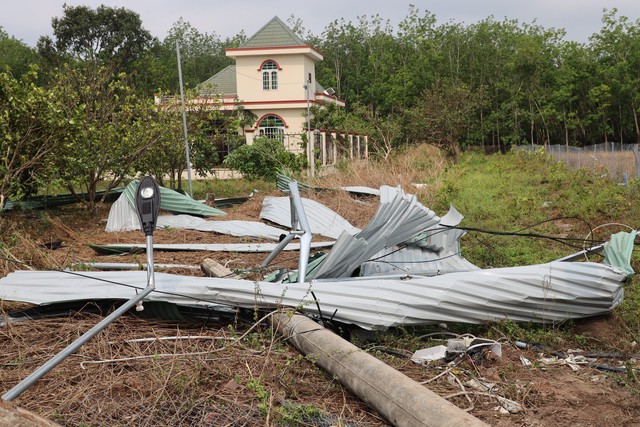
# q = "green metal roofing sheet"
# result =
<box><xmin>199</xmin><ymin>65</ymin><xmax>237</xmax><ymax>96</ymax></box>
<box><xmin>603</xmin><ymin>230</ymin><xmax>637</xmax><ymax>276</ymax></box>
<box><xmin>241</xmin><ymin>16</ymin><xmax>306</xmax><ymax>48</ymax></box>
<box><xmin>124</xmin><ymin>180</ymin><xmax>225</xmax><ymax>218</ymax></box>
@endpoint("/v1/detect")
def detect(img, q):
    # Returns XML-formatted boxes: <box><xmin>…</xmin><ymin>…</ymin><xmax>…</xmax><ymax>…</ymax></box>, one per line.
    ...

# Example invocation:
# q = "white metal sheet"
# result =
<box><xmin>260</xmin><ymin>196</ymin><xmax>360</xmax><ymax>239</ymax></box>
<box><xmin>0</xmin><ymin>260</ymin><xmax>628</xmax><ymax>330</ymax></box>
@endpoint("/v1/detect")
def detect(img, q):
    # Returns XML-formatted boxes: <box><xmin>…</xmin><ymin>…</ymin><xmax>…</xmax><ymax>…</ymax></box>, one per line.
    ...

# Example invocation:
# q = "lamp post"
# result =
<box><xmin>2</xmin><ymin>177</ymin><xmax>161</xmax><ymax>401</ymax></box>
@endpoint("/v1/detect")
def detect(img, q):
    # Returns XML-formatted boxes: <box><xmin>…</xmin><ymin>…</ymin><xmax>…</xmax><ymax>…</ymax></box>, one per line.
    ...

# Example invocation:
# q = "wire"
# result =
<box><xmin>365</xmin><ymin>216</ymin><xmax>611</xmax><ymax>264</ymax></box>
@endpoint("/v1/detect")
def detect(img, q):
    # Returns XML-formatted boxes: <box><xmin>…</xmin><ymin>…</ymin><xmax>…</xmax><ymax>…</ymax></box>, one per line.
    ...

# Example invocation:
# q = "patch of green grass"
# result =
<box><xmin>191</xmin><ymin>177</ymin><xmax>275</xmax><ymax>199</ymax></box>
<box><xmin>436</xmin><ymin>150</ymin><xmax>640</xmax><ymax>268</ymax></box>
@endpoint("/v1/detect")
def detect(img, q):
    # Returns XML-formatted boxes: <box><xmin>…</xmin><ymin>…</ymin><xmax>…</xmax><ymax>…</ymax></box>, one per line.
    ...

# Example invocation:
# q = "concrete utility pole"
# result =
<box><xmin>306</xmin><ymin>72</ymin><xmax>315</xmax><ymax>177</ymax></box>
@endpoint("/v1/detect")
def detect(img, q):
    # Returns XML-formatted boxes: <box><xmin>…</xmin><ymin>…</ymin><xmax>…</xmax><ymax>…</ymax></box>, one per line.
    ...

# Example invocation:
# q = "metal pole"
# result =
<box><xmin>176</xmin><ymin>40</ymin><xmax>194</xmax><ymax>198</ymax></box>
<box><xmin>2</xmin><ymin>177</ymin><xmax>160</xmax><ymax>401</ymax></box>
<box><xmin>2</xmin><ymin>285</ymin><xmax>154</xmax><ymax>401</ymax></box>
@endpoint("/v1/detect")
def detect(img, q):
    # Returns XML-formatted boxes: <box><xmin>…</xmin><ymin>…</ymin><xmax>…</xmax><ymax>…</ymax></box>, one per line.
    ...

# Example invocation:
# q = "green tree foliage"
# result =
<box><xmin>0</xmin><ymin>68</ymin><xmax>66</xmax><ymax>206</ymax></box>
<box><xmin>314</xmin><ymin>7</ymin><xmax>640</xmax><ymax>154</ymax></box>
<box><xmin>408</xmin><ymin>79</ymin><xmax>486</xmax><ymax>161</ymax></box>
<box><xmin>43</xmin><ymin>65</ymin><xmax>159</xmax><ymax>210</ymax></box>
<box><xmin>137</xmin><ymin>93</ymin><xmax>249</xmax><ymax>190</ymax></box>
<box><xmin>0</xmin><ymin>27</ymin><xmax>41</xmax><ymax>77</ymax></box>
<box><xmin>223</xmin><ymin>138</ymin><xmax>303</xmax><ymax>180</ymax></box>
<box><xmin>138</xmin><ymin>19</ymin><xmax>244</xmax><ymax>94</ymax></box>
<box><xmin>37</xmin><ymin>4</ymin><xmax>152</xmax><ymax>71</ymax></box>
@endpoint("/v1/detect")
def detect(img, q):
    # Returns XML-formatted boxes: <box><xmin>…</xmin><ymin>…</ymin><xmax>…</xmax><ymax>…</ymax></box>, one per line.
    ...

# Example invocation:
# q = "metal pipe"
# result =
<box><xmin>176</xmin><ymin>40</ymin><xmax>193</xmax><ymax>198</ymax></box>
<box><xmin>2</xmin><ymin>285</ymin><xmax>154</xmax><ymax>401</ymax></box>
<box><xmin>288</xmin><ymin>183</ymin><xmax>312</xmax><ymax>283</ymax></box>
<box><xmin>260</xmin><ymin>233</ymin><xmax>297</xmax><ymax>268</ymax></box>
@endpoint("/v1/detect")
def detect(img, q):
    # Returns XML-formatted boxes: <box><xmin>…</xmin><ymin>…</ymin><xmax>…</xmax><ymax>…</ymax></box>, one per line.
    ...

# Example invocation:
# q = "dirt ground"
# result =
<box><xmin>1</xmin><ymin>188</ymin><xmax>640</xmax><ymax>426</ymax></box>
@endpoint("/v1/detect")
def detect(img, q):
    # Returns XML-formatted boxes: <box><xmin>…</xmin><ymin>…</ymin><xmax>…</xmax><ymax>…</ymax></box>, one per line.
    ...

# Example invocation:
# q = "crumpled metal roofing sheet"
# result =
<box><xmin>359</xmin><ymin>204</ymin><xmax>477</xmax><ymax>276</ymax></box>
<box><xmin>157</xmin><ymin>215</ymin><xmax>286</xmax><ymax>241</ymax></box>
<box><xmin>0</xmin><ymin>260</ymin><xmax>628</xmax><ymax>330</ymax></box>
<box><xmin>123</xmin><ymin>180</ymin><xmax>225</xmax><ymax>218</ymax></box>
<box><xmin>260</xmin><ymin>196</ymin><xmax>360</xmax><ymax>239</ymax></box>
<box><xmin>106</xmin><ymin>182</ymin><xmax>226</xmax><ymax>232</ymax></box>
<box><xmin>105</xmin><ymin>193</ymin><xmax>140</xmax><ymax>232</ymax></box>
<box><xmin>360</xmin><ymin>244</ymin><xmax>480</xmax><ymax>276</ymax></box>
<box><xmin>310</xmin><ymin>186</ymin><xmax>441</xmax><ymax>279</ymax></box>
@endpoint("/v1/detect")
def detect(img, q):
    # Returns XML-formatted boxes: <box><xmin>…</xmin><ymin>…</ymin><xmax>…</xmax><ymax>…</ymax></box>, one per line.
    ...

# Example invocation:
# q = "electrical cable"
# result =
<box><xmin>365</xmin><ymin>216</ymin><xmax>613</xmax><ymax>264</ymax></box>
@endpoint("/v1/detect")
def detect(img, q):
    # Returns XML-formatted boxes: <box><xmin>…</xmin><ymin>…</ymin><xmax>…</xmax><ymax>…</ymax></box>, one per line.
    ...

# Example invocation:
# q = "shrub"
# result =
<box><xmin>223</xmin><ymin>137</ymin><xmax>303</xmax><ymax>180</ymax></box>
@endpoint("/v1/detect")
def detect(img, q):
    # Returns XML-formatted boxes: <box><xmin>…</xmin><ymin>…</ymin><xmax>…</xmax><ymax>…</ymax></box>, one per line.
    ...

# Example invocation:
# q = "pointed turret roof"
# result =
<box><xmin>241</xmin><ymin>16</ymin><xmax>306</xmax><ymax>48</ymax></box>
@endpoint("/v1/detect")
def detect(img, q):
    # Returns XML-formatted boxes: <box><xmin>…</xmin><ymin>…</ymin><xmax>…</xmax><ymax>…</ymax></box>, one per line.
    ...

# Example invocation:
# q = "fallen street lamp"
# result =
<box><xmin>2</xmin><ymin>176</ymin><xmax>161</xmax><ymax>401</ymax></box>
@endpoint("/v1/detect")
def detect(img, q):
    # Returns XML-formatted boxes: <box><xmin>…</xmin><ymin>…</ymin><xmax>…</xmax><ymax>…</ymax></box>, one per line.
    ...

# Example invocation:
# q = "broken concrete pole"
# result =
<box><xmin>0</xmin><ymin>402</ymin><xmax>61</xmax><ymax>426</ymax></box>
<box><xmin>272</xmin><ymin>312</ymin><xmax>488</xmax><ymax>427</ymax></box>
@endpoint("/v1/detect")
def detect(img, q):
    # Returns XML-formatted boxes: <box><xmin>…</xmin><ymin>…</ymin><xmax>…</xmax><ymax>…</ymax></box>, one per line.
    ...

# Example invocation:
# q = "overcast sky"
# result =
<box><xmin>3</xmin><ymin>0</ymin><xmax>640</xmax><ymax>47</ymax></box>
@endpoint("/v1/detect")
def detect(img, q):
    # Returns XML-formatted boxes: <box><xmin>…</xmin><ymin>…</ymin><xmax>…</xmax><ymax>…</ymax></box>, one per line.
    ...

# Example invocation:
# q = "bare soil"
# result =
<box><xmin>1</xmin><ymin>188</ymin><xmax>639</xmax><ymax>426</ymax></box>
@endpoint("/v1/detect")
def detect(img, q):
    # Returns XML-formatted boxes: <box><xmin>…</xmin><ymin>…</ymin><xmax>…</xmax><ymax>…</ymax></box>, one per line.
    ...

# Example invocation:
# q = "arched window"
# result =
<box><xmin>258</xmin><ymin>114</ymin><xmax>285</xmax><ymax>141</ymax></box>
<box><xmin>261</xmin><ymin>60</ymin><xmax>278</xmax><ymax>90</ymax></box>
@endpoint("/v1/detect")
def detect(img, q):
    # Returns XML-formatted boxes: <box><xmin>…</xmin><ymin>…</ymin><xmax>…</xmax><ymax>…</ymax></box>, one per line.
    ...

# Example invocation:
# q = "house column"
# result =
<box><xmin>364</xmin><ymin>135</ymin><xmax>369</xmax><ymax>158</ymax></box>
<box><xmin>320</xmin><ymin>130</ymin><xmax>326</xmax><ymax>166</ymax></box>
<box><xmin>331</xmin><ymin>131</ymin><xmax>338</xmax><ymax>164</ymax></box>
<box><xmin>349</xmin><ymin>134</ymin><xmax>354</xmax><ymax>159</ymax></box>
<box><xmin>245</xmin><ymin>129</ymin><xmax>255</xmax><ymax>145</ymax></box>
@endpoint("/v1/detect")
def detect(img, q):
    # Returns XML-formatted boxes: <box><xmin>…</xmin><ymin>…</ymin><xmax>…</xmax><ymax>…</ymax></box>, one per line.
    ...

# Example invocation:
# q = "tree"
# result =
<box><xmin>43</xmin><ymin>65</ymin><xmax>160</xmax><ymax>210</ymax></box>
<box><xmin>0</xmin><ymin>68</ymin><xmax>66</xmax><ymax>206</ymax></box>
<box><xmin>223</xmin><ymin>137</ymin><xmax>302</xmax><ymax>180</ymax></box>
<box><xmin>37</xmin><ymin>4</ymin><xmax>152</xmax><ymax>70</ymax></box>
<box><xmin>0</xmin><ymin>27</ymin><xmax>41</xmax><ymax>77</ymax></box>
<box><xmin>408</xmin><ymin>79</ymin><xmax>485</xmax><ymax>161</ymax></box>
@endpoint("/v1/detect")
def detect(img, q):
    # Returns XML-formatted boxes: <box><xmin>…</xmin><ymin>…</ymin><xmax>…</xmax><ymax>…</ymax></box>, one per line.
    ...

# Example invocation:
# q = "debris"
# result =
<box><xmin>201</xmin><ymin>258</ymin><xmax>241</xmax><ymax>279</ymax></box>
<box><xmin>157</xmin><ymin>215</ymin><xmax>287</xmax><ymax>241</ymax></box>
<box><xmin>106</xmin><ymin>180</ymin><xmax>225</xmax><ymax>232</ymax></box>
<box><xmin>2</xmin><ymin>188</ymin><xmax>122</xmax><ymax>212</ymax></box>
<box><xmin>411</xmin><ymin>345</ymin><xmax>448</xmax><ymax>363</ymax></box>
<box><xmin>260</xmin><ymin>196</ymin><xmax>360</xmax><ymax>239</ymax></box>
<box><xmin>71</xmin><ymin>262</ymin><xmax>199</xmax><ymax>271</ymax></box>
<box><xmin>0</xmin><ymin>183</ymin><xmax>636</xmax><ymax>330</ymax></box>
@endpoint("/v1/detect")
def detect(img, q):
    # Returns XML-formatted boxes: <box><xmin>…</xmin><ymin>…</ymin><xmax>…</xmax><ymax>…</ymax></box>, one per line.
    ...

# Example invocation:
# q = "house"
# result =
<box><xmin>196</xmin><ymin>16</ymin><xmax>367</xmax><ymax>169</ymax></box>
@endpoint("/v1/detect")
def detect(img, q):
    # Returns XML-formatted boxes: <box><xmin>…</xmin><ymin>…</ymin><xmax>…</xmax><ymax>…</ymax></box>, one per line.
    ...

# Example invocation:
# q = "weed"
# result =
<box><xmin>276</xmin><ymin>400</ymin><xmax>323</xmax><ymax>426</ymax></box>
<box><xmin>247</xmin><ymin>378</ymin><xmax>271</xmax><ymax>416</ymax></box>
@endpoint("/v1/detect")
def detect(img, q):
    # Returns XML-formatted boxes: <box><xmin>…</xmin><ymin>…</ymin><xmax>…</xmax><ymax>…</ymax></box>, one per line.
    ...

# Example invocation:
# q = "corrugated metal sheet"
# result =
<box><xmin>123</xmin><ymin>180</ymin><xmax>225</xmax><ymax>218</ymax></box>
<box><xmin>340</xmin><ymin>186</ymin><xmax>380</xmax><ymax>196</ymax></box>
<box><xmin>310</xmin><ymin>186</ymin><xmax>441</xmax><ymax>279</ymax></box>
<box><xmin>260</xmin><ymin>196</ymin><xmax>360</xmax><ymax>239</ymax></box>
<box><xmin>0</xmin><ymin>260</ymin><xmax>629</xmax><ymax>330</ymax></box>
<box><xmin>105</xmin><ymin>193</ymin><xmax>140</xmax><ymax>232</ymax></box>
<box><xmin>157</xmin><ymin>215</ymin><xmax>287</xmax><ymax>241</ymax></box>
<box><xmin>360</xmin><ymin>244</ymin><xmax>480</xmax><ymax>276</ymax></box>
<box><xmin>275</xmin><ymin>174</ymin><xmax>379</xmax><ymax>197</ymax></box>
<box><xmin>89</xmin><ymin>241</ymin><xmax>335</xmax><ymax>255</ymax></box>
<box><xmin>71</xmin><ymin>262</ymin><xmax>200</xmax><ymax>271</ymax></box>
<box><xmin>2</xmin><ymin>188</ymin><xmax>123</xmax><ymax>211</ymax></box>
<box><xmin>107</xmin><ymin>182</ymin><xmax>227</xmax><ymax>232</ymax></box>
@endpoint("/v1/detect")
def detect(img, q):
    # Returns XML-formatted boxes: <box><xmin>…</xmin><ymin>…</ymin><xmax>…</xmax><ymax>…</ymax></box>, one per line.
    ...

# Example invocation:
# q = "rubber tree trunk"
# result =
<box><xmin>272</xmin><ymin>312</ymin><xmax>488</xmax><ymax>427</ymax></box>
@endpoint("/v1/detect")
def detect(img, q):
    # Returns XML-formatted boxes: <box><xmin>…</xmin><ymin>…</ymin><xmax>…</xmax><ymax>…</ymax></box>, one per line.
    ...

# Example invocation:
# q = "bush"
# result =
<box><xmin>223</xmin><ymin>137</ymin><xmax>303</xmax><ymax>179</ymax></box>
